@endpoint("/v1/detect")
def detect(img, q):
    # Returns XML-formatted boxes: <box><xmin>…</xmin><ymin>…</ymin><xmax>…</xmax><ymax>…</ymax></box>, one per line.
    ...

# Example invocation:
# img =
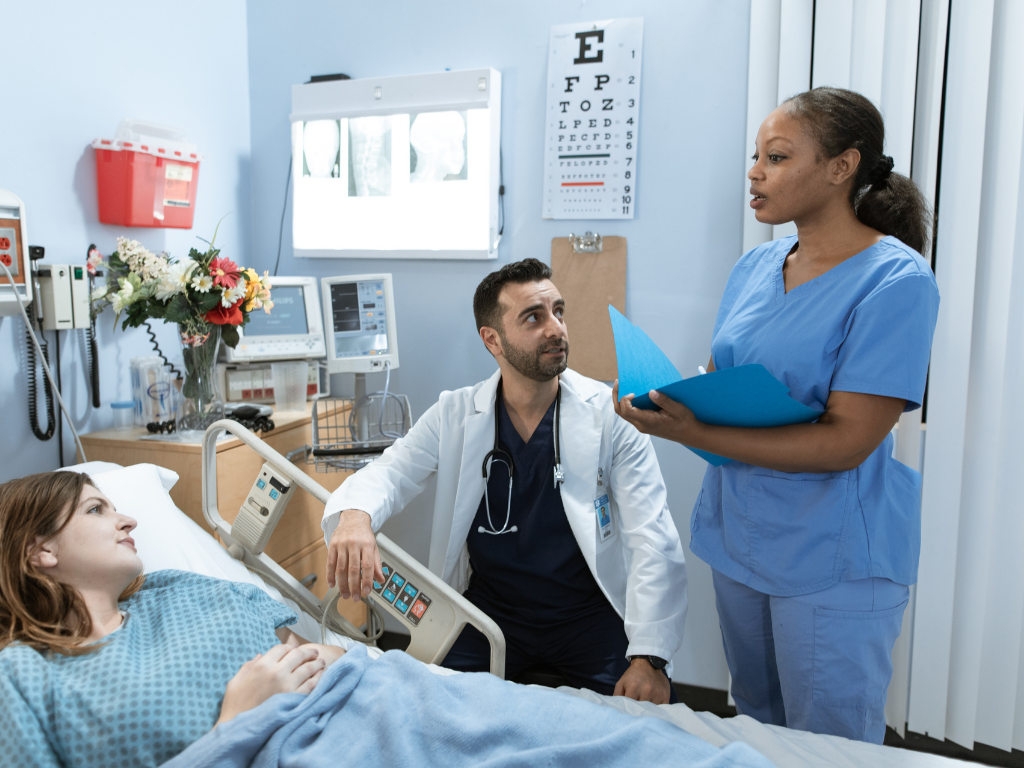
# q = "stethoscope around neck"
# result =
<box><xmin>477</xmin><ymin>379</ymin><xmax>564</xmax><ymax>535</ymax></box>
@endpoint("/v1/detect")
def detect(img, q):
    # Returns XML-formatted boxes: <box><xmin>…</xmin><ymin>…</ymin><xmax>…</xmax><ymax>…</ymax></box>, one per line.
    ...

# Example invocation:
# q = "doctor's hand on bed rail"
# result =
<box><xmin>215</xmin><ymin>643</ymin><xmax>327</xmax><ymax>727</ymax></box>
<box><xmin>327</xmin><ymin>509</ymin><xmax>385</xmax><ymax>602</ymax></box>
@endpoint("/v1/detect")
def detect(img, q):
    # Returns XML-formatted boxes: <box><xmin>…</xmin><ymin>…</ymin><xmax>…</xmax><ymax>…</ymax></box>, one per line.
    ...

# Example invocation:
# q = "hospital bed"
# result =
<box><xmin>199</xmin><ymin>419</ymin><xmax>505</xmax><ymax>677</ymax></box>
<box><xmin>60</xmin><ymin>423</ymin><xmax>974</xmax><ymax>768</ymax></box>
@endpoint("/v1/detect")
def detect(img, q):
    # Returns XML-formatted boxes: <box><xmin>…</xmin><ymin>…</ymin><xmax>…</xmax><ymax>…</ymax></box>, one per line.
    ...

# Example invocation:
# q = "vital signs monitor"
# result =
<box><xmin>222</xmin><ymin>276</ymin><xmax>326</xmax><ymax>363</ymax></box>
<box><xmin>321</xmin><ymin>273</ymin><xmax>399</xmax><ymax>374</ymax></box>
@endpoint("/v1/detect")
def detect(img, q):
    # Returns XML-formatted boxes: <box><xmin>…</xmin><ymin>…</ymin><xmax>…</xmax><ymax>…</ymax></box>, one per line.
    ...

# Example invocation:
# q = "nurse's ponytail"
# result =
<box><xmin>785</xmin><ymin>87</ymin><xmax>931</xmax><ymax>256</ymax></box>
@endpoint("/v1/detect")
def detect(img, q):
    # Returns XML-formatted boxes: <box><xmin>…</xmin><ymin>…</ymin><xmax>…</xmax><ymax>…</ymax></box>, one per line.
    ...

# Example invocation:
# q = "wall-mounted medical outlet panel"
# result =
<box><xmin>69</xmin><ymin>266</ymin><xmax>90</xmax><ymax>327</ymax></box>
<box><xmin>0</xmin><ymin>190</ymin><xmax>33</xmax><ymax>317</ymax></box>
<box><xmin>38</xmin><ymin>264</ymin><xmax>73</xmax><ymax>330</ymax></box>
<box><xmin>37</xmin><ymin>264</ymin><xmax>89</xmax><ymax>330</ymax></box>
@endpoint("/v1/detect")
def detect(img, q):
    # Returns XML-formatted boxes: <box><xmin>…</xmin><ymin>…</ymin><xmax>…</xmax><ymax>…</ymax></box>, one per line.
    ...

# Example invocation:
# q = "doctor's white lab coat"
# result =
<box><xmin>322</xmin><ymin>368</ymin><xmax>688</xmax><ymax>662</ymax></box>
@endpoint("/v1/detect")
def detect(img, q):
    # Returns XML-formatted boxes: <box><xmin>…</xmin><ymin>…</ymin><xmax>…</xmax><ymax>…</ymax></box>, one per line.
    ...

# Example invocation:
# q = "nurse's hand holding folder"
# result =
<box><xmin>612</xmin><ymin>376</ymin><xmax>906</xmax><ymax>474</ymax></box>
<box><xmin>611</xmin><ymin>86</ymin><xmax>940</xmax><ymax>745</ymax></box>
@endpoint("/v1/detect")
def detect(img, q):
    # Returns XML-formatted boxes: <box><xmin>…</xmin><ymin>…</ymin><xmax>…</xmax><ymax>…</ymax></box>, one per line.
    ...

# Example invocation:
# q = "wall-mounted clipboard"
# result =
<box><xmin>550</xmin><ymin>233</ymin><xmax>627</xmax><ymax>382</ymax></box>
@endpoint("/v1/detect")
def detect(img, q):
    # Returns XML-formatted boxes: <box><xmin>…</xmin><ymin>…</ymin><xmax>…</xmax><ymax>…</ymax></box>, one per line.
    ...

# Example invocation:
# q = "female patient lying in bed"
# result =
<box><xmin>0</xmin><ymin>471</ymin><xmax>338</xmax><ymax>767</ymax></box>
<box><xmin>0</xmin><ymin>472</ymin><xmax>772</xmax><ymax>768</ymax></box>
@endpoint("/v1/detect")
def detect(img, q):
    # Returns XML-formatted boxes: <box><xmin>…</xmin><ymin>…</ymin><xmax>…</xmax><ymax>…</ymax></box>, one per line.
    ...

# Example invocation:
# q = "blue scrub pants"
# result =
<box><xmin>712</xmin><ymin>569</ymin><xmax>908</xmax><ymax>744</ymax></box>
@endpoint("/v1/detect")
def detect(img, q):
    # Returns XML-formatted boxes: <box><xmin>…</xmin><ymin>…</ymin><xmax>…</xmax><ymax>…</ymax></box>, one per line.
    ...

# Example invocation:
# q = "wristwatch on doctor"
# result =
<box><xmin>627</xmin><ymin>655</ymin><xmax>668</xmax><ymax>670</ymax></box>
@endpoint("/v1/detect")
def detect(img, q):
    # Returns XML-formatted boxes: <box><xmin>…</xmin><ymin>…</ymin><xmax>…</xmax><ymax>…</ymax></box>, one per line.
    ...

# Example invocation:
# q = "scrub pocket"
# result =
<box><xmin>811</xmin><ymin>599</ymin><xmax>907</xmax><ymax>708</ymax></box>
<box><xmin>747</xmin><ymin>471</ymin><xmax>851</xmax><ymax>592</ymax></box>
<box><xmin>807</xmin><ymin>597</ymin><xmax>908</xmax><ymax>742</ymax></box>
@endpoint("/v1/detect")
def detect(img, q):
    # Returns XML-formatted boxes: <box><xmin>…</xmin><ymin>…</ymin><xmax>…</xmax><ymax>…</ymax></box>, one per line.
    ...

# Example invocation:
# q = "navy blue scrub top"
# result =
<box><xmin>466</xmin><ymin>396</ymin><xmax>609</xmax><ymax>627</ymax></box>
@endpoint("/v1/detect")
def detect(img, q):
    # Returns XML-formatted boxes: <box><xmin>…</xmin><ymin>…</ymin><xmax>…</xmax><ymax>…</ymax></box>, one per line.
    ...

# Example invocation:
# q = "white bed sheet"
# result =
<box><xmin>66</xmin><ymin>461</ymin><xmax>970</xmax><ymax>767</ymax></box>
<box><xmin>560</xmin><ymin>677</ymin><xmax>971</xmax><ymax>767</ymax></box>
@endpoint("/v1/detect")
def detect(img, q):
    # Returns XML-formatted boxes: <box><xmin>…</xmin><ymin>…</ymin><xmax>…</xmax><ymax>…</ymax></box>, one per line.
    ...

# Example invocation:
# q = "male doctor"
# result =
<box><xmin>323</xmin><ymin>259</ymin><xmax>687</xmax><ymax>703</ymax></box>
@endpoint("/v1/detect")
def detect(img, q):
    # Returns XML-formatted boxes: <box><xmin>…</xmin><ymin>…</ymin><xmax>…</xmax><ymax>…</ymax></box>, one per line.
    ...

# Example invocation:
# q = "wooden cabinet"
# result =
<box><xmin>78</xmin><ymin>402</ymin><xmax>365</xmax><ymax>627</ymax></box>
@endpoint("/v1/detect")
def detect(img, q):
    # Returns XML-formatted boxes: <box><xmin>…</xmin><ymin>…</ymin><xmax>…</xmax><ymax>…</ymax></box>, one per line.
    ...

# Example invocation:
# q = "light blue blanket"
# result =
<box><xmin>165</xmin><ymin>644</ymin><xmax>774</xmax><ymax>768</ymax></box>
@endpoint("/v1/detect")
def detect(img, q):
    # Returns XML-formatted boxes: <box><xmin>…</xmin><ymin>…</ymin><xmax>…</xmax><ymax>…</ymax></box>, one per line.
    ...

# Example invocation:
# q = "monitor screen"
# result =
<box><xmin>329</xmin><ymin>280</ymin><xmax>389</xmax><ymax>358</ymax></box>
<box><xmin>244</xmin><ymin>286</ymin><xmax>308</xmax><ymax>337</ymax></box>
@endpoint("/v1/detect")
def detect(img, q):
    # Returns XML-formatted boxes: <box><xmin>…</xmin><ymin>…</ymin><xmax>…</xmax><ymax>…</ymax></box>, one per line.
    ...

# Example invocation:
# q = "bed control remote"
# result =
<box><xmin>373</xmin><ymin>561</ymin><xmax>431</xmax><ymax>626</ymax></box>
<box><xmin>230</xmin><ymin>463</ymin><xmax>292</xmax><ymax>555</ymax></box>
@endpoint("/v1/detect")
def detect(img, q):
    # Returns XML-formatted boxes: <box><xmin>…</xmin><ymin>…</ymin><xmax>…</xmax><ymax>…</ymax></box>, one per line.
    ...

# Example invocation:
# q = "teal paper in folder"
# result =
<box><xmin>609</xmin><ymin>306</ymin><xmax>823</xmax><ymax>466</ymax></box>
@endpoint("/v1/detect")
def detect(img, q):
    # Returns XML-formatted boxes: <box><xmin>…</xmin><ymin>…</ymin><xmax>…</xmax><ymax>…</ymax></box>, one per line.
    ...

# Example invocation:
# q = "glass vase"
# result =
<box><xmin>176</xmin><ymin>322</ymin><xmax>223</xmax><ymax>440</ymax></box>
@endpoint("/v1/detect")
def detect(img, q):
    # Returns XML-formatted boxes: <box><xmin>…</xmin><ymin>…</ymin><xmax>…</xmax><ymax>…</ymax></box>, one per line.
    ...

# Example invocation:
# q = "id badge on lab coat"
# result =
<box><xmin>594</xmin><ymin>494</ymin><xmax>614</xmax><ymax>541</ymax></box>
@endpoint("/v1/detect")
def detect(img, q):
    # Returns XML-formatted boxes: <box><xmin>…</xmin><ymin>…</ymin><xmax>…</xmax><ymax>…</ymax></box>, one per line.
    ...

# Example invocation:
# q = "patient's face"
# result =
<box><xmin>40</xmin><ymin>485</ymin><xmax>143</xmax><ymax>591</ymax></box>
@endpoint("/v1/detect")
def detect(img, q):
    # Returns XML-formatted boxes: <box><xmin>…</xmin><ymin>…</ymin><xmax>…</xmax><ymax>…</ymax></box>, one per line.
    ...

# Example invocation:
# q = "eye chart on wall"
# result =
<box><xmin>542</xmin><ymin>18</ymin><xmax>643</xmax><ymax>220</ymax></box>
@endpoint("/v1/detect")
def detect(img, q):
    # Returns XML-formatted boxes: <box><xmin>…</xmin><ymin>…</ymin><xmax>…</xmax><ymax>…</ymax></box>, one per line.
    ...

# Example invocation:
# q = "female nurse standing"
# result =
<box><xmin>614</xmin><ymin>87</ymin><xmax>939</xmax><ymax>744</ymax></box>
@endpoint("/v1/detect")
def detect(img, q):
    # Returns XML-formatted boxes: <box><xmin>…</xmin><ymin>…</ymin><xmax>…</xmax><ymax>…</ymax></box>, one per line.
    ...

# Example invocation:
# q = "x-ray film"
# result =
<box><xmin>410</xmin><ymin>111</ymin><xmax>467</xmax><ymax>183</ymax></box>
<box><xmin>302</xmin><ymin>120</ymin><xmax>342</xmax><ymax>178</ymax></box>
<box><xmin>348</xmin><ymin>116</ymin><xmax>392</xmax><ymax>197</ymax></box>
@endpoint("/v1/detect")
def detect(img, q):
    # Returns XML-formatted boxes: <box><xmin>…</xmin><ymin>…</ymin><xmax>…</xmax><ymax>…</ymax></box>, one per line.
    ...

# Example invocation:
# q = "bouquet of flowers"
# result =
<box><xmin>91</xmin><ymin>233</ymin><xmax>273</xmax><ymax>433</ymax></box>
<box><xmin>90</xmin><ymin>234</ymin><xmax>273</xmax><ymax>346</ymax></box>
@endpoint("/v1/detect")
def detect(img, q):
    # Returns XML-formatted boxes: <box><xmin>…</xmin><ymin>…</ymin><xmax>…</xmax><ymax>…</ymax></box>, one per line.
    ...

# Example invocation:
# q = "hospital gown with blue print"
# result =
<box><xmin>0</xmin><ymin>570</ymin><xmax>296</xmax><ymax>768</ymax></box>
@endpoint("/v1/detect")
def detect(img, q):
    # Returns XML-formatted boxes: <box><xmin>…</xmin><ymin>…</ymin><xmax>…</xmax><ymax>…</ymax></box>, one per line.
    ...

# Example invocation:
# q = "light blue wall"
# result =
<box><xmin>0</xmin><ymin>1</ymin><xmax>252</xmax><ymax>481</ymax></box>
<box><xmin>246</xmin><ymin>0</ymin><xmax>751</xmax><ymax>688</ymax></box>
<box><xmin>0</xmin><ymin>0</ymin><xmax>751</xmax><ymax>689</ymax></box>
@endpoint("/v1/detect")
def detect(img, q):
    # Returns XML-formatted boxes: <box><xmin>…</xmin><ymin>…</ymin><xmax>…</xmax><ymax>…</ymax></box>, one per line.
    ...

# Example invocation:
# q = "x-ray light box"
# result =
<box><xmin>290</xmin><ymin>68</ymin><xmax>501</xmax><ymax>260</ymax></box>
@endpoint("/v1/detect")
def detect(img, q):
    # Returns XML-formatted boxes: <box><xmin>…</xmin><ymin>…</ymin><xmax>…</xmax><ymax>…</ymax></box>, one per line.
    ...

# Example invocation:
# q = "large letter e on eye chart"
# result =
<box><xmin>574</xmin><ymin>30</ymin><xmax>604</xmax><ymax>64</ymax></box>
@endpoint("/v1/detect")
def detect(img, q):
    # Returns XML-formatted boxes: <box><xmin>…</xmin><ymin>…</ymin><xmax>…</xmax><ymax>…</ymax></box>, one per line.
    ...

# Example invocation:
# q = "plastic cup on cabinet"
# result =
<box><xmin>111</xmin><ymin>401</ymin><xmax>135</xmax><ymax>430</ymax></box>
<box><xmin>270</xmin><ymin>361</ymin><xmax>308</xmax><ymax>412</ymax></box>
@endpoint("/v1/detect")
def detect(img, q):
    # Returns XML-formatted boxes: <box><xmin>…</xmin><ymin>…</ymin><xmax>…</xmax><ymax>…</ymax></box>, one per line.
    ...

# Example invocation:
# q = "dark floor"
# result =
<box><xmin>377</xmin><ymin>631</ymin><xmax>1024</xmax><ymax>766</ymax></box>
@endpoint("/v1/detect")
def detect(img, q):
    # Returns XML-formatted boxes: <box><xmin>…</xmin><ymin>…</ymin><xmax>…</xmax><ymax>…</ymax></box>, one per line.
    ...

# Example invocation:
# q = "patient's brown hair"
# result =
<box><xmin>0</xmin><ymin>471</ymin><xmax>144</xmax><ymax>655</ymax></box>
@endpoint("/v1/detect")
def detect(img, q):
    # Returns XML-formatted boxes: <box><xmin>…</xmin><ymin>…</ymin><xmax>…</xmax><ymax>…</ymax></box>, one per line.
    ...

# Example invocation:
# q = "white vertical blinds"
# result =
<box><xmin>742</xmin><ymin>0</ymin><xmax>782</xmax><ymax>253</ymax></box>
<box><xmin>809</xmin><ymin>0</ymin><xmax>919</xmax><ymax>176</ymax></box>
<box><xmin>908</xmin><ymin>0</ymin><xmax>996</xmax><ymax>743</ymax></box>
<box><xmin>743</xmin><ymin>0</ymin><xmax>1024</xmax><ymax>751</ymax></box>
<box><xmin>772</xmin><ymin>0</ymin><xmax>809</xmax><ymax>240</ymax></box>
<box><xmin>889</xmin><ymin>0</ymin><xmax>948</xmax><ymax>737</ymax></box>
<box><xmin>742</xmin><ymin>0</ymin><xmax>814</xmax><ymax>251</ymax></box>
<box><xmin>910</xmin><ymin>0</ymin><xmax>1024</xmax><ymax>751</ymax></box>
<box><xmin>807</xmin><ymin>2</ymin><xmax>922</xmax><ymax>734</ymax></box>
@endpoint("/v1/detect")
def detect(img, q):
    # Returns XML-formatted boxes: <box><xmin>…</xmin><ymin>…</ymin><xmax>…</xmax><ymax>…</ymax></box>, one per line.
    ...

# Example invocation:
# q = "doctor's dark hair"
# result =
<box><xmin>0</xmin><ymin>471</ymin><xmax>144</xmax><ymax>656</ymax></box>
<box><xmin>784</xmin><ymin>87</ymin><xmax>931</xmax><ymax>255</ymax></box>
<box><xmin>473</xmin><ymin>258</ymin><xmax>554</xmax><ymax>332</ymax></box>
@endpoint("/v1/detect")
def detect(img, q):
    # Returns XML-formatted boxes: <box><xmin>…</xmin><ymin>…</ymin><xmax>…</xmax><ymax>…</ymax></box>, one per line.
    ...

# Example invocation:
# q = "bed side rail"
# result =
<box><xmin>201</xmin><ymin>419</ymin><xmax>506</xmax><ymax>678</ymax></box>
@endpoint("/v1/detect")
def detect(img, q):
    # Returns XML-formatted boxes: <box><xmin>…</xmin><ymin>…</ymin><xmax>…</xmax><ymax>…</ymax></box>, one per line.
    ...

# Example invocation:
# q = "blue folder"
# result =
<box><xmin>609</xmin><ymin>306</ymin><xmax>823</xmax><ymax>466</ymax></box>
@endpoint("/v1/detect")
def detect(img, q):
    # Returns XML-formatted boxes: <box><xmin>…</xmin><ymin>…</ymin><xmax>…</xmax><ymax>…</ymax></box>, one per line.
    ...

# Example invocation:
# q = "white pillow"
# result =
<box><xmin>67</xmin><ymin>462</ymin><xmax>358</xmax><ymax>650</ymax></box>
<box><xmin>60</xmin><ymin>461</ymin><xmax>126</xmax><ymax>479</ymax></box>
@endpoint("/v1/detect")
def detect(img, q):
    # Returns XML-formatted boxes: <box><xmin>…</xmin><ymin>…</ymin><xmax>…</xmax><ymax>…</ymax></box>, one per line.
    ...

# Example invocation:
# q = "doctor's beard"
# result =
<box><xmin>500</xmin><ymin>333</ymin><xmax>569</xmax><ymax>382</ymax></box>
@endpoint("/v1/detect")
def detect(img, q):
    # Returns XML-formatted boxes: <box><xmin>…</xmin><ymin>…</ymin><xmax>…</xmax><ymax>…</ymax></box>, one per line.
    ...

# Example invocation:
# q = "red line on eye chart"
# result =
<box><xmin>561</xmin><ymin>182</ymin><xmax>605</xmax><ymax>186</ymax></box>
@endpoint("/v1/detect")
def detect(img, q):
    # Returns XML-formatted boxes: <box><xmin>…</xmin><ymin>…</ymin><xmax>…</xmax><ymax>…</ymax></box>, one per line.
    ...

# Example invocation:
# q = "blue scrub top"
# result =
<box><xmin>466</xmin><ymin>397</ymin><xmax>611</xmax><ymax>627</ymax></box>
<box><xmin>690</xmin><ymin>235</ymin><xmax>940</xmax><ymax>596</ymax></box>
